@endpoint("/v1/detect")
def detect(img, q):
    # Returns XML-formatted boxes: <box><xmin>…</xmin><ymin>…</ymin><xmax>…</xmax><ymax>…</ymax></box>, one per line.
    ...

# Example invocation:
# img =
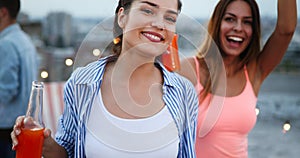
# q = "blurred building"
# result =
<box><xmin>18</xmin><ymin>11</ymin><xmax>76</xmax><ymax>82</ymax></box>
<box><xmin>43</xmin><ymin>12</ymin><xmax>73</xmax><ymax>47</ymax></box>
<box><xmin>38</xmin><ymin>47</ymin><xmax>75</xmax><ymax>82</ymax></box>
<box><xmin>17</xmin><ymin>12</ymin><xmax>30</xmax><ymax>23</ymax></box>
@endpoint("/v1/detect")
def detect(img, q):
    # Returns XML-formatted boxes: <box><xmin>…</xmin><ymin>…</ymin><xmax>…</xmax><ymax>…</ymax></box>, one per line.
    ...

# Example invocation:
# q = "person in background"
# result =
<box><xmin>11</xmin><ymin>0</ymin><xmax>199</xmax><ymax>157</ymax></box>
<box><xmin>178</xmin><ymin>0</ymin><xmax>297</xmax><ymax>157</ymax></box>
<box><xmin>0</xmin><ymin>0</ymin><xmax>38</xmax><ymax>157</ymax></box>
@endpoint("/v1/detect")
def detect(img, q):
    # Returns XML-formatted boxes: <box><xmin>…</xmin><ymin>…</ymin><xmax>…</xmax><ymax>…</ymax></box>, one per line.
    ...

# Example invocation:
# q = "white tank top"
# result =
<box><xmin>85</xmin><ymin>91</ymin><xmax>179</xmax><ymax>158</ymax></box>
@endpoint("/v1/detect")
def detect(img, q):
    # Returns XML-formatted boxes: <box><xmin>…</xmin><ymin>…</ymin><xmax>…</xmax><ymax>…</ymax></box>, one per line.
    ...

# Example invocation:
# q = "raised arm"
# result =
<box><xmin>257</xmin><ymin>0</ymin><xmax>297</xmax><ymax>80</ymax></box>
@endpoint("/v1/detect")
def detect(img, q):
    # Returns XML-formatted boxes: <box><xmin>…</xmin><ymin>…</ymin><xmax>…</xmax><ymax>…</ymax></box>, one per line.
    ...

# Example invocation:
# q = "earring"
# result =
<box><xmin>113</xmin><ymin>37</ymin><xmax>121</xmax><ymax>44</ymax></box>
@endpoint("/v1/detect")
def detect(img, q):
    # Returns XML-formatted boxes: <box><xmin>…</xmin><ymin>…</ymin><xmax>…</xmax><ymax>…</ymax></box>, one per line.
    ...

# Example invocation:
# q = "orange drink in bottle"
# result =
<box><xmin>16</xmin><ymin>81</ymin><xmax>45</xmax><ymax>158</ymax></box>
<box><xmin>16</xmin><ymin>128</ymin><xmax>44</xmax><ymax>158</ymax></box>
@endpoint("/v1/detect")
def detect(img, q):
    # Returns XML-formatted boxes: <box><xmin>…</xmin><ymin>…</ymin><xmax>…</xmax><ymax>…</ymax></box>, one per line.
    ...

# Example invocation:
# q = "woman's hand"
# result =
<box><xmin>11</xmin><ymin>115</ymin><xmax>25</xmax><ymax>149</ymax></box>
<box><xmin>11</xmin><ymin>116</ymin><xmax>67</xmax><ymax>158</ymax></box>
<box><xmin>11</xmin><ymin>115</ymin><xmax>52</xmax><ymax>150</ymax></box>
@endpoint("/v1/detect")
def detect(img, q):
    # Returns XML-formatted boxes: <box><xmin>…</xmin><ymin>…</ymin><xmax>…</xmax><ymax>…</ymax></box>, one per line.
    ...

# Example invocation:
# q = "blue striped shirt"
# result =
<box><xmin>55</xmin><ymin>56</ymin><xmax>198</xmax><ymax>158</ymax></box>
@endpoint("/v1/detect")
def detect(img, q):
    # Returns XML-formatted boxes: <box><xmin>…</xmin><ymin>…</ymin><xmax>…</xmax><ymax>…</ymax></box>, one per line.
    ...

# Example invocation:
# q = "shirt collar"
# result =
<box><xmin>75</xmin><ymin>56</ymin><xmax>178</xmax><ymax>89</ymax></box>
<box><xmin>154</xmin><ymin>60</ymin><xmax>177</xmax><ymax>88</ymax></box>
<box><xmin>0</xmin><ymin>23</ymin><xmax>20</xmax><ymax>38</ymax></box>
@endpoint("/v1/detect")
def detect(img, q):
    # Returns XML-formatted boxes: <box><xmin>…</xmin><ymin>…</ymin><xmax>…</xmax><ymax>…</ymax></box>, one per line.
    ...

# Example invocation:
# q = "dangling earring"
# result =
<box><xmin>113</xmin><ymin>37</ymin><xmax>121</xmax><ymax>44</ymax></box>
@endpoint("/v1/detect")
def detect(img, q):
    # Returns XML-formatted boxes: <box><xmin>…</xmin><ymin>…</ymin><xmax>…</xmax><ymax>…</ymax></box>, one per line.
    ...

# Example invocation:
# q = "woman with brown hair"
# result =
<box><xmin>11</xmin><ymin>0</ymin><xmax>199</xmax><ymax>157</ymax></box>
<box><xmin>179</xmin><ymin>0</ymin><xmax>297</xmax><ymax>157</ymax></box>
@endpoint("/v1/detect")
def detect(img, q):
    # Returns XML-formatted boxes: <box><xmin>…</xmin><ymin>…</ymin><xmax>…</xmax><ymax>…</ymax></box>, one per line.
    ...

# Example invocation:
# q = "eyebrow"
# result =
<box><xmin>140</xmin><ymin>1</ymin><xmax>178</xmax><ymax>15</ymax></box>
<box><xmin>225</xmin><ymin>13</ymin><xmax>252</xmax><ymax>19</ymax></box>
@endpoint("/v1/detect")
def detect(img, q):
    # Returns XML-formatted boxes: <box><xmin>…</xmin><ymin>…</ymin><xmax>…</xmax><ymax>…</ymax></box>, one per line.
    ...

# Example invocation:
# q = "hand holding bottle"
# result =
<box><xmin>11</xmin><ymin>81</ymin><xmax>68</xmax><ymax>158</ymax></box>
<box><xmin>11</xmin><ymin>81</ymin><xmax>46</xmax><ymax>158</ymax></box>
<box><xmin>11</xmin><ymin>116</ymin><xmax>53</xmax><ymax>157</ymax></box>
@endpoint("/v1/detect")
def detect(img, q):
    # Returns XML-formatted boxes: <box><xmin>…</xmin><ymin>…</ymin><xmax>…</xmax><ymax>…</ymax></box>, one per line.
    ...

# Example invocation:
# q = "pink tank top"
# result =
<box><xmin>193</xmin><ymin>57</ymin><xmax>257</xmax><ymax>158</ymax></box>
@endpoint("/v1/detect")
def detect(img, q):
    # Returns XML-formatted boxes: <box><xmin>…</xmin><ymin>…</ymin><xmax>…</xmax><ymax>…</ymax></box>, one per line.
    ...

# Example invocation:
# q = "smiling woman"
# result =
<box><xmin>178</xmin><ymin>0</ymin><xmax>297</xmax><ymax>158</ymax></box>
<box><xmin>114</xmin><ymin>0</ymin><xmax>178</xmax><ymax>58</ymax></box>
<box><xmin>12</xmin><ymin>0</ymin><xmax>199</xmax><ymax>158</ymax></box>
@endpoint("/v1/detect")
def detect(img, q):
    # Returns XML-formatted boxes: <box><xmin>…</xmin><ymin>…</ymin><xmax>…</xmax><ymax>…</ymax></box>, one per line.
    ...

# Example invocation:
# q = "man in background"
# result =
<box><xmin>0</xmin><ymin>0</ymin><xmax>38</xmax><ymax>157</ymax></box>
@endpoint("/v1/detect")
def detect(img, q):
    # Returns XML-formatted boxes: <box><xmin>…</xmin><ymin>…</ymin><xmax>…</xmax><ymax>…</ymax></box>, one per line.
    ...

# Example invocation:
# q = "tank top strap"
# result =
<box><xmin>193</xmin><ymin>56</ymin><xmax>200</xmax><ymax>84</ymax></box>
<box><xmin>243</xmin><ymin>65</ymin><xmax>250</xmax><ymax>81</ymax></box>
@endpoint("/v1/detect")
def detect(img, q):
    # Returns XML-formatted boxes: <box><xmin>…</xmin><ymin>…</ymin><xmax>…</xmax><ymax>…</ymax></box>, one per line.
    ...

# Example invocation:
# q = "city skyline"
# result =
<box><xmin>20</xmin><ymin>0</ymin><xmax>300</xmax><ymax>19</ymax></box>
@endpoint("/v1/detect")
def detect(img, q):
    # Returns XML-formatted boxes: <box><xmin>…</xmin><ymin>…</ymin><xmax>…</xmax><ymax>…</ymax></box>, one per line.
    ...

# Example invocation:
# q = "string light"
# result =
<box><xmin>40</xmin><ymin>70</ymin><xmax>49</xmax><ymax>79</ymax></box>
<box><xmin>255</xmin><ymin>107</ymin><xmax>260</xmax><ymax>116</ymax></box>
<box><xmin>65</xmin><ymin>58</ymin><xmax>73</xmax><ymax>66</ymax></box>
<box><xmin>256</xmin><ymin>105</ymin><xmax>294</xmax><ymax>134</ymax></box>
<box><xmin>92</xmin><ymin>49</ymin><xmax>101</xmax><ymax>57</ymax></box>
<box><xmin>282</xmin><ymin>120</ymin><xmax>291</xmax><ymax>134</ymax></box>
<box><xmin>113</xmin><ymin>37</ymin><xmax>121</xmax><ymax>44</ymax></box>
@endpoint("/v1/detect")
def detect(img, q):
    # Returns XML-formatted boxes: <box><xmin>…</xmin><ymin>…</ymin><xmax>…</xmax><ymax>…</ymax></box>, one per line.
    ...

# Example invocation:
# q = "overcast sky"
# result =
<box><xmin>21</xmin><ymin>0</ymin><xmax>299</xmax><ymax>19</ymax></box>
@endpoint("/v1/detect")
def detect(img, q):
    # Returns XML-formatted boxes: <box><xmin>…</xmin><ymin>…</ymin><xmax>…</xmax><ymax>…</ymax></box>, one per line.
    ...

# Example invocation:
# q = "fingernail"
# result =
<box><xmin>12</xmin><ymin>143</ymin><xmax>17</xmax><ymax>150</ymax></box>
<box><xmin>15</xmin><ymin>129</ymin><xmax>20</xmax><ymax>135</ymax></box>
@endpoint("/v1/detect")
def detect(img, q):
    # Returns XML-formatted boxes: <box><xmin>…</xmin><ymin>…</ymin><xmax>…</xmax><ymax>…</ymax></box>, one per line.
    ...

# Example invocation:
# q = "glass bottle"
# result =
<box><xmin>16</xmin><ymin>81</ymin><xmax>45</xmax><ymax>158</ymax></box>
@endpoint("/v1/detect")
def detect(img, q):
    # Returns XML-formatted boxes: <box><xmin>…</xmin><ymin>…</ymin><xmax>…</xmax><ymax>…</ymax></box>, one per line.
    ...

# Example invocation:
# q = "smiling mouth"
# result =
<box><xmin>142</xmin><ymin>32</ymin><xmax>165</xmax><ymax>42</ymax></box>
<box><xmin>227</xmin><ymin>36</ymin><xmax>243</xmax><ymax>43</ymax></box>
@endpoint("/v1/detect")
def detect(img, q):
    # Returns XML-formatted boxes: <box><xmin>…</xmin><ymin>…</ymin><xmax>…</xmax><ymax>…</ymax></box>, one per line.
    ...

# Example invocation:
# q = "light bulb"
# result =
<box><xmin>255</xmin><ymin>107</ymin><xmax>260</xmax><ymax>116</ymax></box>
<box><xmin>282</xmin><ymin>120</ymin><xmax>291</xmax><ymax>133</ymax></box>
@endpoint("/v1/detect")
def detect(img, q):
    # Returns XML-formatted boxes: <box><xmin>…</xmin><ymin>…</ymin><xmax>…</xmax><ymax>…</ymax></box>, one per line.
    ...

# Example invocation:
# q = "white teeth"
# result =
<box><xmin>228</xmin><ymin>36</ymin><xmax>243</xmax><ymax>42</ymax></box>
<box><xmin>144</xmin><ymin>33</ymin><xmax>161</xmax><ymax>41</ymax></box>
